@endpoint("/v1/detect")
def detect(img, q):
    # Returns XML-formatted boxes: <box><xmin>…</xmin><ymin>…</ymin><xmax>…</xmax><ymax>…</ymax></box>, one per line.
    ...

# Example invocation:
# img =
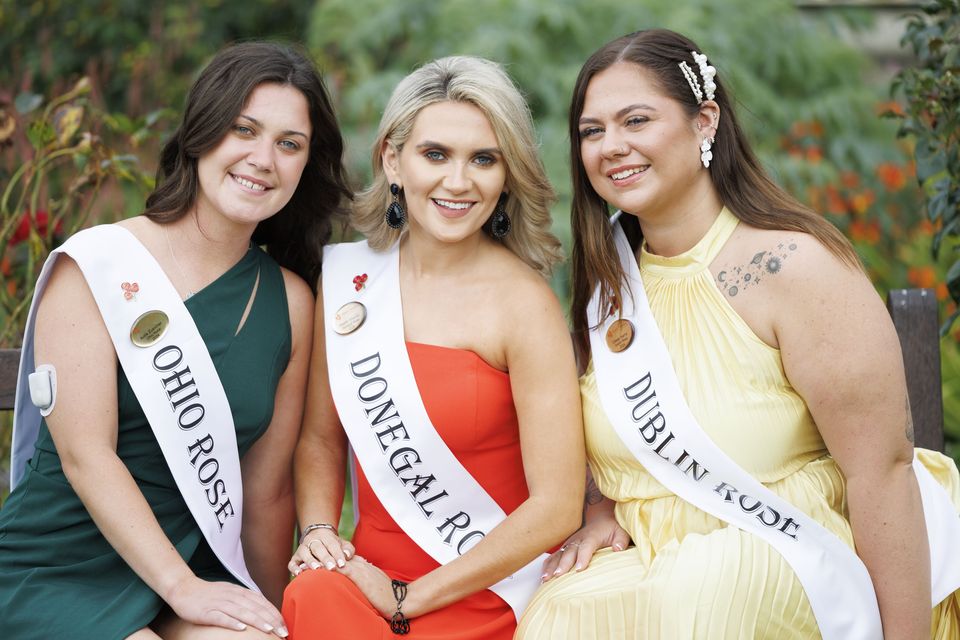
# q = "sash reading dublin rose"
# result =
<box><xmin>589</xmin><ymin>213</ymin><xmax>960</xmax><ymax>640</ymax></box>
<box><xmin>11</xmin><ymin>225</ymin><xmax>259</xmax><ymax>592</ymax></box>
<box><xmin>322</xmin><ymin>240</ymin><xmax>545</xmax><ymax>620</ymax></box>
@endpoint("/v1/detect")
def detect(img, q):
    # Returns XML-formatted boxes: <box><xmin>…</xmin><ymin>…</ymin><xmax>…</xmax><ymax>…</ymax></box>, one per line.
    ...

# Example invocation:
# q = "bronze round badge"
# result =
<box><xmin>130</xmin><ymin>310</ymin><xmax>169</xmax><ymax>348</ymax></box>
<box><xmin>333</xmin><ymin>301</ymin><xmax>367</xmax><ymax>335</ymax></box>
<box><xmin>605</xmin><ymin>318</ymin><xmax>634</xmax><ymax>353</ymax></box>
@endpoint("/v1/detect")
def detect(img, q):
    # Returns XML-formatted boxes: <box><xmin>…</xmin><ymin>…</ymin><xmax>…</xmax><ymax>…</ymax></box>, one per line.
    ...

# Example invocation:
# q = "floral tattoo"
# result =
<box><xmin>716</xmin><ymin>241</ymin><xmax>798</xmax><ymax>298</ymax></box>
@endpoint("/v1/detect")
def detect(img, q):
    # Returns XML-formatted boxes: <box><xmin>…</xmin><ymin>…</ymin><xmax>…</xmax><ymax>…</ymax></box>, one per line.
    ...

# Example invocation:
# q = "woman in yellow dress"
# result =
<box><xmin>516</xmin><ymin>28</ymin><xmax>960</xmax><ymax>639</ymax></box>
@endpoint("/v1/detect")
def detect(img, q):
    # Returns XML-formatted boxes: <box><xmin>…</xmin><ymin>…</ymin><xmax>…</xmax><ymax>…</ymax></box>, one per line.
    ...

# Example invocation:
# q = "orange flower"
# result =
<box><xmin>907</xmin><ymin>266</ymin><xmax>937</xmax><ymax>289</ymax></box>
<box><xmin>937</xmin><ymin>282</ymin><xmax>949</xmax><ymax>300</ymax></box>
<box><xmin>840</xmin><ymin>171</ymin><xmax>860</xmax><ymax>189</ymax></box>
<box><xmin>850</xmin><ymin>190</ymin><xmax>875</xmax><ymax>215</ymax></box>
<box><xmin>805</xmin><ymin>146</ymin><xmax>822</xmax><ymax>163</ymax></box>
<box><xmin>809</xmin><ymin>121</ymin><xmax>824</xmax><ymax>137</ymax></box>
<box><xmin>826</xmin><ymin>185</ymin><xmax>847</xmax><ymax>215</ymax></box>
<box><xmin>849</xmin><ymin>219</ymin><xmax>881</xmax><ymax>244</ymax></box>
<box><xmin>790</xmin><ymin>121</ymin><xmax>808</xmax><ymax>138</ymax></box>
<box><xmin>876</xmin><ymin>100</ymin><xmax>905</xmax><ymax>117</ymax></box>
<box><xmin>877</xmin><ymin>163</ymin><xmax>906</xmax><ymax>191</ymax></box>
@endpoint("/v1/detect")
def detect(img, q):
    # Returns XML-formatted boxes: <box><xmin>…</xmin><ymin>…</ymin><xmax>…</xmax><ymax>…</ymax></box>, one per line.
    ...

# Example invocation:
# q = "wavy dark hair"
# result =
<box><xmin>569</xmin><ymin>29</ymin><xmax>860</xmax><ymax>360</ymax></box>
<box><xmin>144</xmin><ymin>41</ymin><xmax>351</xmax><ymax>289</ymax></box>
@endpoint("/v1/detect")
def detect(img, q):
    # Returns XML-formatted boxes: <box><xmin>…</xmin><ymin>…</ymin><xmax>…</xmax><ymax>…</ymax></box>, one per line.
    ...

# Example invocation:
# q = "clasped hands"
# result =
<box><xmin>288</xmin><ymin>528</ymin><xmax>402</xmax><ymax>619</ymax></box>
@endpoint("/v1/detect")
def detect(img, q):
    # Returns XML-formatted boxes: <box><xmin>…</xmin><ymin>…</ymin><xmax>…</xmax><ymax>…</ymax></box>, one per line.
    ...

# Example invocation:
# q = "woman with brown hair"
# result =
<box><xmin>0</xmin><ymin>41</ymin><xmax>350</xmax><ymax>639</ymax></box>
<box><xmin>517</xmin><ymin>28</ymin><xmax>960</xmax><ymax>639</ymax></box>
<box><xmin>281</xmin><ymin>55</ymin><xmax>584</xmax><ymax>639</ymax></box>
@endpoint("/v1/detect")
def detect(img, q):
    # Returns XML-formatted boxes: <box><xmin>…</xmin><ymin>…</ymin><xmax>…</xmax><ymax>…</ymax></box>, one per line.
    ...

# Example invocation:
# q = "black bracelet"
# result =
<box><xmin>389</xmin><ymin>579</ymin><xmax>410</xmax><ymax>635</ymax></box>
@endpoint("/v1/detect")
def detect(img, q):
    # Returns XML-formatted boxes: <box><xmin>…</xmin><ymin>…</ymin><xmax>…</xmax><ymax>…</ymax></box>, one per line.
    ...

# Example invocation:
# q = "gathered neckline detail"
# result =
<box><xmin>640</xmin><ymin>208</ymin><xmax>738</xmax><ymax>278</ymax></box>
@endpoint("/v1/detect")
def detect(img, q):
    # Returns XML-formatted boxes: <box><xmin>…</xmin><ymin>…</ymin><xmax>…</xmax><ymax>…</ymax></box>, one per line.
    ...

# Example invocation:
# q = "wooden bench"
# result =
<box><xmin>0</xmin><ymin>287</ymin><xmax>947</xmax><ymax>444</ymax></box>
<box><xmin>887</xmin><ymin>288</ymin><xmax>944</xmax><ymax>452</ymax></box>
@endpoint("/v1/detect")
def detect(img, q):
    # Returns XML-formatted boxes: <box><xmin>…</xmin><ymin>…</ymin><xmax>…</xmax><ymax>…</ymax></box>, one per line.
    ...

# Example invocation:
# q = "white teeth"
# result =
<box><xmin>434</xmin><ymin>199</ymin><xmax>471</xmax><ymax>210</ymax></box>
<box><xmin>611</xmin><ymin>167</ymin><xmax>643</xmax><ymax>180</ymax></box>
<box><xmin>233</xmin><ymin>175</ymin><xmax>266</xmax><ymax>191</ymax></box>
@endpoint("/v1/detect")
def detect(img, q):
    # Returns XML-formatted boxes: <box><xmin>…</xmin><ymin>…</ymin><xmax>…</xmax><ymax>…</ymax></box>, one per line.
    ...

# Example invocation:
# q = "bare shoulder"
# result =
<box><xmin>279</xmin><ymin>267</ymin><xmax>315</xmax><ymax>316</ymax></box>
<box><xmin>278</xmin><ymin>267</ymin><xmax>315</xmax><ymax>358</ymax></box>
<box><xmin>714</xmin><ymin>225</ymin><xmax>863</xmax><ymax>300</ymax></box>
<box><xmin>487</xmin><ymin>247</ymin><xmax>564</xmax><ymax>328</ymax></box>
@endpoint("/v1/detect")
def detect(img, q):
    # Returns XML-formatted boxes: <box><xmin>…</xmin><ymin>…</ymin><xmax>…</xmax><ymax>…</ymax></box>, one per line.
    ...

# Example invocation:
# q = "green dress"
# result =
<box><xmin>0</xmin><ymin>244</ymin><xmax>291</xmax><ymax>640</ymax></box>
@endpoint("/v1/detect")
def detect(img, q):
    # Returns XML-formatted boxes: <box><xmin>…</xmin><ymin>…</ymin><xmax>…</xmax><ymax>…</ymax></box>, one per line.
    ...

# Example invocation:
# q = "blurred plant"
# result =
<box><xmin>886</xmin><ymin>0</ymin><xmax>960</xmax><ymax>333</ymax></box>
<box><xmin>0</xmin><ymin>78</ymin><xmax>162</xmax><ymax>345</ymax></box>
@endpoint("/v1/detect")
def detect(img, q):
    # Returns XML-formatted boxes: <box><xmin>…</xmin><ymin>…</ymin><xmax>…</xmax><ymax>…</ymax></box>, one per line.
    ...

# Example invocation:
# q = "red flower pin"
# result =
<box><xmin>353</xmin><ymin>273</ymin><xmax>368</xmax><ymax>292</ymax></box>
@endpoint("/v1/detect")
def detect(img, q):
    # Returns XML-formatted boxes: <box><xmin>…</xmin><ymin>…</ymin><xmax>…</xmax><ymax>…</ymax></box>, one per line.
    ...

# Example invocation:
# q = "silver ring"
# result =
<box><xmin>559</xmin><ymin>541</ymin><xmax>582</xmax><ymax>552</ymax></box>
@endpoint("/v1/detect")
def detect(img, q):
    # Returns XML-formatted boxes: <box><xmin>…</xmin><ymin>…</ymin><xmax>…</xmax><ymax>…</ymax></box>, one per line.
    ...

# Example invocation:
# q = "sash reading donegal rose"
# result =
<box><xmin>322</xmin><ymin>239</ymin><xmax>545</xmax><ymax>619</ymax></box>
<box><xmin>347</xmin><ymin>351</ymin><xmax>484</xmax><ymax>552</ymax></box>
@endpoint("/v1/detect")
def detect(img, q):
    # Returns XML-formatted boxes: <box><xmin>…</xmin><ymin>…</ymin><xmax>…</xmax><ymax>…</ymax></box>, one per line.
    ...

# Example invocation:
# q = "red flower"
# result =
<box><xmin>9</xmin><ymin>210</ymin><xmax>61</xmax><ymax>246</ymax></box>
<box><xmin>353</xmin><ymin>273</ymin><xmax>368</xmax><ymax>292</ymax></box>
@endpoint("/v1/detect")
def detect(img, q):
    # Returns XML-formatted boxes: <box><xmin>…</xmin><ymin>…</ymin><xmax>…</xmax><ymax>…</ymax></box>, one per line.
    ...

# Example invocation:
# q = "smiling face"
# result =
<box><xmin>195</xmin><ymin>82</ymin><xmax>311</xmax><ymax>232</ymax></box>
<box><xmin>578</xmin><ymin>62</ymin><xmax>712</xmax><ymax>221</ymax></box>
<box><xmin>383</xmin><ymin>100</ymin><xmax>507</xmax><ymax>245</ymax></box>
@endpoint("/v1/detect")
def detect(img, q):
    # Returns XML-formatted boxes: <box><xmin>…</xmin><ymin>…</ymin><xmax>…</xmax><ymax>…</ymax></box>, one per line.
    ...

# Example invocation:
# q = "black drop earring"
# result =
<box><xmin>385</xmin><ymin>183</ymin><xmax>406</xmax><ymax>229</ymax></box>
<box><xmin>490</xmin><ymin>192</ymin><xmax>511</xmax><ymax>240</ymax></box>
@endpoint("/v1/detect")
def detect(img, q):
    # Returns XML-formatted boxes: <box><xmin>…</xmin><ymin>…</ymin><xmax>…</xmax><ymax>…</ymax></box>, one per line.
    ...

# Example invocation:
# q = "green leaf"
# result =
<box><xmin>14</xmin><ymin>93</ymin><xmax>43</xmax><ymax>115</ymax></box>
<box><xmin>916</xmin><ymin>140</ymin><xmax>948</xmax><ymax>181</ymax></box>
<box><xmin>948</xmin><ymin>258</ymin><xmax>960</xmax><ymax>301</ymax></box>
<box><xmin>940</xmin><ymin>308</ymin><xmax>960</xmax><ymax>337</ymax></box>
<box><xmin>26</xmin><ymin>120</ymin><xmax>55</xmax><ymax>150</ymax></box>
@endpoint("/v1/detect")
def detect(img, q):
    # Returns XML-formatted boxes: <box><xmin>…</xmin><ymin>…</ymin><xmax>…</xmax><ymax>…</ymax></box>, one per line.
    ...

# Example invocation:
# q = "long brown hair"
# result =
<box><xmin>569</xmin><ymin>29</ymin><xmax>859</xmax><ymax>360</ymax></box>
<box><xmin>144</xmin><ymin>41</ymin><xmax>351</xmax><ymax>289</ymax></box>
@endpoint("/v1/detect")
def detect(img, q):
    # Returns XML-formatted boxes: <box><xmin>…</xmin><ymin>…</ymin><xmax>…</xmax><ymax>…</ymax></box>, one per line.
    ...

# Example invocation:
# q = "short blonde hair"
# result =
<box><xmin>353</xmin><ymin>56</ymin><xmax>561</xmax><ymax>277</ymax></box>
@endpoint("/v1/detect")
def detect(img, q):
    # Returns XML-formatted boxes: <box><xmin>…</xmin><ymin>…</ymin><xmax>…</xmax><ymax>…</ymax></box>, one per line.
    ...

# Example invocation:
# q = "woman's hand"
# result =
<box><xmin>337</xmin><ymin>556</ymin><xmax>398</xmax><ymax>619</ymax></box>
<box><xmin>165</xmin><ymin>574</ymin><xmax>289</xmax><ymax>637</ymax></box>
<box><xmin>540</xmin><ymin>504</ymin><xmax>631</xmax><ymax>582</ymax></box>
<box><xmin>288</xmin><ymin>527</ymin><xmax>355</xmax><ymax>575</ymax></box>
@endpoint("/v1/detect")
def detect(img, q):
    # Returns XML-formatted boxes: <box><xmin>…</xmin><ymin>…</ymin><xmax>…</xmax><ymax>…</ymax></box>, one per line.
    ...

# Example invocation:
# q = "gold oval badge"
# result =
<box><xmin>605</xmin><ymin>318</ymin><xmax>634</xmax><ymax>353</ymax></box>
<box><xmin>130</xmin><ymin>310</ymin><xmax>169</xmax><ymax>348</ymax></box>
<box><xmin>333</xmin><ymin>301</ymin><xmax>366</xmax><ymax>335</ymax></box>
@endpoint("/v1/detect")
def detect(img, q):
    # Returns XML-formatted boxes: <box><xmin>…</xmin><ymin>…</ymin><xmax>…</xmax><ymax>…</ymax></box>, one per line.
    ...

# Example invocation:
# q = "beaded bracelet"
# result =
<box><xmin>390</xmin><ymin>579</ymin><xmax>410</xmax><ymax>635</ymax></box>
<box><xmin>298</xmin><ymin>522</ymin><xmax>336</xmax><ymax>543</ymax></box>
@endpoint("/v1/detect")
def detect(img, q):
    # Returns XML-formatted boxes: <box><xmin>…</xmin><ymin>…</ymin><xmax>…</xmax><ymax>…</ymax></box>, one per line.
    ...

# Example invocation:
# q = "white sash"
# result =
<box><xmin>590</xmin><ymin>217</ymin><xmax>960</xmax><ymax>638</ymax></box>
<box><xmin>11</xmin><ymin>225</ymin><xmax>259</xmax><ymax>592</ymax></box>
<box><xmin>322</xmin><ymin>240</ymin><xmax>545</xmax><ymax>620</ymax></box>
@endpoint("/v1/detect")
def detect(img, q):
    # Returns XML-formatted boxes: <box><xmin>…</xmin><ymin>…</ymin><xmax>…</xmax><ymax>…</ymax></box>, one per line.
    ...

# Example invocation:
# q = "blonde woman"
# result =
<box><xmin>281</xmin><ymin>56</ymin><xmax>584</xmax><ymax>639</ymax></box>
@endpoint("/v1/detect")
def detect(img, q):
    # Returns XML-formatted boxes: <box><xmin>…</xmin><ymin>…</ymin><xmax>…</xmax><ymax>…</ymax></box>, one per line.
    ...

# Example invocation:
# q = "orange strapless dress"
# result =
<box><xmin>283</xmin><ymin>342</ymin><xmax>529</xmax><ymax>639</ymax></box>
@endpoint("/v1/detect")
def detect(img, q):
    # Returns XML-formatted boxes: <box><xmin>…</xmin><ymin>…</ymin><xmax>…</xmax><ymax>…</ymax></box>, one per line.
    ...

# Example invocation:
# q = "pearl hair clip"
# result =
<box><xmin>678</xmin><ymin>50</ymin><xmax>717</xmax><ymax>104</ymax></box>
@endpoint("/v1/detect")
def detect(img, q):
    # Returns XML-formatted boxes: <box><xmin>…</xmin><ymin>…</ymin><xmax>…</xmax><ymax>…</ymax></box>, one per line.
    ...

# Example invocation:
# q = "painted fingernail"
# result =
<box><xmin>337</xmin><ymin>558</ymin><xmax>345</xmax><ymax>568</ymax></box>
<box><xmin>310</xmin><ymin>562</ymin><xmax>320</xmax><ymax>570</ymax></box>
<box><xmin>236</xmin><ymin>623</ymin><xmax>247</xmax><ymax>631</ymax></box>
<box><xmin>278</xmin><ymin>626</ymin><xmax>290</xmax><ymax>638</ymax></box>
<box><xmin>325</xmin><ymin>561</ymin><xmax>336</xmax><ymax>570</ymax></box>
<box><xmin>263</xmin><ymin>624</ymin><xmax>274</xmax><ymax>632</ymax></box>
<box><xmin>613</xmin><ymin>543</ymin><xmax>624</xmax><ymax>551</ymax></box>
<box><xmin>575</xmin><ymin>562</ymin><xmax>583</xmax><ymax>571</ymax></box>
<box><xmin>553</xmin><ymin>568</ymin><xmax>562</xmax><ymax>575</ymax></box>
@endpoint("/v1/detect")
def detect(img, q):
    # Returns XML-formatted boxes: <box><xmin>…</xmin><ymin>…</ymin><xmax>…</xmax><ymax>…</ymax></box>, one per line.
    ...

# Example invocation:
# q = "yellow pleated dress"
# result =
<box><xmin>516</xmin><ymin>209</ymin><xmax>960</xmax><ymax>639</ymax></box>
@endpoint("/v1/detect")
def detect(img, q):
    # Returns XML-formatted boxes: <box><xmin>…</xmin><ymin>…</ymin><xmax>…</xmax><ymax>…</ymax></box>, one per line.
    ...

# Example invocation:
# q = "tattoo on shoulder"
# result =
<box><xmin>586</xmin><ymin>475</ymin><xmax>603</xmax><ymax>506</ymax></box>
<box><xmin>905</xmin><ymin>395</ymin><xmax>915</xmax><ymax>444</ymax></box>
<box><xmin>715</xmin><ymin>240</ymin><xmax>798</xmax><ymax>298</ymax></box>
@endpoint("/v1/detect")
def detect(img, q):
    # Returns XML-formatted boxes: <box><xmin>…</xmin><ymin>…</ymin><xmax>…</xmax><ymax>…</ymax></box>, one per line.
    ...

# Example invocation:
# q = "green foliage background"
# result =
<box><xmin>1</xmin><ymin>0</ymin><xmax>958</xmax><ymax>492</ymax></box>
